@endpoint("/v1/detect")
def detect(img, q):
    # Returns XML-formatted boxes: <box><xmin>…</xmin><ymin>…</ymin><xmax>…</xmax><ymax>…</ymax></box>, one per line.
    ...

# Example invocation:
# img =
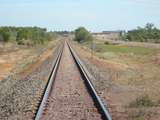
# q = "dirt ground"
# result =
<box><xmin>72</xmin><ymin>40</ymin><xmax>160</xmax><ymax>120</ymax></box>
<box><xmin>0</xmin><ymin>44</ymin><xmax>29</xmax><ymax>80</ymax></box>
<box><xmin>0</xmin><ymin>38</ymin><xmax>159</xmax><ymax>120</ymax></box>
<box><xmin>0</xmin><ymin>40</ymin><xmax>60</xmax><ymax>120</ymax></box>
<box><xmin>0</xmin><ymin>41</ymin><xmax>57</xmax><ymax>81</ymax></box>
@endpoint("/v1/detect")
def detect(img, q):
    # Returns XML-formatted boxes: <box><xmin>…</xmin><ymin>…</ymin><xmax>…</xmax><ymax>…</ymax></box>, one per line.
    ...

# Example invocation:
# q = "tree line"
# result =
<box><xmin>0</xmin><ymin>26</ymin><xmax>57</xmax><ymax>45</ymax></box>
<box><xmin>123</xmin><ymin>23</ymin><xmax>160</xmax><ymax>43</ymax></box>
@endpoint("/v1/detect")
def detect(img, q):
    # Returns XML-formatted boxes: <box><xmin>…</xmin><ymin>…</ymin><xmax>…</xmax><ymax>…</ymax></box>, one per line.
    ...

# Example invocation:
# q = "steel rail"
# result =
<box><xmin>34</xmin><ymin>42</ymin><xmax>64</xmax><ymax>120</ymax></box>
<box><xmin>34</xmin><ymin>40</ymin><xmax>112</xmax><ymax>120</ymax></box>
<box><xmin>67</xmin><ymin>42</ymin><xmax>112</xmax><ymax>120</ymax></box>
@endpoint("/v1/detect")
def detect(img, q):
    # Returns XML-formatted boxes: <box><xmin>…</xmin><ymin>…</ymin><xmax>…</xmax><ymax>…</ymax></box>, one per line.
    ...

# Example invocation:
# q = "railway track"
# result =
<box><xmin>34</xmin><ymin>41</ymin><xmax>112</xmax><ymax>120</ymax></box>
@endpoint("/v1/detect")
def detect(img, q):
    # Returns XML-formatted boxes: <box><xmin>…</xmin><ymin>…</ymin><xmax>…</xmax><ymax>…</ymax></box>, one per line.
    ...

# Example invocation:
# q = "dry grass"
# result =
<box><xmin>73</xmin><ymin>40</ymin><xmax>160</xmax><ymax>120</ymax></box>
<box><xmin>0</xmin><ymin>40</ymin><xmax>60</xmax><ymax>119</ymax></box>
<box><xmin>0</xmin><ymin>40</ymin><xmax>58</xmax><ymax>80</ymax></box>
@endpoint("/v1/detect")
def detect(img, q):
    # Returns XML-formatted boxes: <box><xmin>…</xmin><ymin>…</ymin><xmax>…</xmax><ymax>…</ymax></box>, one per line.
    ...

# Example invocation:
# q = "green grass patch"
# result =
<box><xmin>94</xmin><ymin>43</ymin><xmax>157</xmax><ymax>55</ymax></box>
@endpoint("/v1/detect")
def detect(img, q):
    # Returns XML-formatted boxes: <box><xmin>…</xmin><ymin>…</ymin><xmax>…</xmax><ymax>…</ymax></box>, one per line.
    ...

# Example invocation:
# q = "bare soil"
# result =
<box><xmin>0</xmin><ymin>41</ymin><xmax>57</xmax><ymax>80</ymax></box>
<box><xmin>0</xmin><ymin>40</ymin><xmax>59</xmax><ymax>120</ymax></box>
<box><xmin>18</xmin><ymin>47</ymin><xmax>56</xmax><ymax>79</ymax></box>
<box><xmin>0</xmin><ymin>45</ymin><xmax>31</xmax><ymax>80</ymax></box>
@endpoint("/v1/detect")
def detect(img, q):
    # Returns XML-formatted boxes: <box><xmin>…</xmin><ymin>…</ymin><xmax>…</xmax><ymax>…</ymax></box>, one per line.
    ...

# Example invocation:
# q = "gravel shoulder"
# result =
<box><xmin>0</xmin><ymin>41</ymin><xmax>60</xmax><ymax>120</ymax></box>
<box><xmin>71</xmin><ymin>41</ymin><xmax>126</xmax><ymax>120</ymax></box>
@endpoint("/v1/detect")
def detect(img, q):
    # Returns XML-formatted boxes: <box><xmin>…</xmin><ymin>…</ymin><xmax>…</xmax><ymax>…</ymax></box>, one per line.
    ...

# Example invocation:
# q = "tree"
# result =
<box><xmin>75</xmin><ymin>27</ymin><xmax>92</xmax><ymax>42</ymax></box>
<box><xmin>0</xmin><ymin>26</ymin><xmax>58</xmax><ymax>45</ymax></box>
<box><xmin>145</xmin><ymin>23</ymin><xmax>154</xmax><ymax>30</ymax></box>
<box><xmin>123</xmin><ymin>23</ymin><xmax>160</xmax><ymax>43</ymax></box>
<box><xmin>0</xmin><ymin>30</ymin><xmax>10</xmax><ymax>42</ymax></box>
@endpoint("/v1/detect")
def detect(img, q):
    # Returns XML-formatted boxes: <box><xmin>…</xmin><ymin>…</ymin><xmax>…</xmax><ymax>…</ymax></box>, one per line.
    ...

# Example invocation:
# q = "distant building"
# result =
<box><xmin>102</xmin><ymin>30</ymin><xmax>125</xmax><ymax>36</ymax></box>
<box><xmin>92</xmin><ymin>30</ymin><xmax>125</xmax><ymax>40</ymax></box>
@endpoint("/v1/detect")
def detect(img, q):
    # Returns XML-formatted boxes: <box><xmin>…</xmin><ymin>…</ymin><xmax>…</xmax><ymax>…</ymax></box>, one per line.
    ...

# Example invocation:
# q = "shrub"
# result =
<box><xmin>122</xmin><ymin>23</ymin><xmax>160</xmax><ymax>43</ymax></box>
<box><xmin>104</xmin><ymin>41</ymin><xmax>110</xmax><ymax>45</ymax></box>
<box><xmin>0</xmin><ymin>26</ymin><xmax>57</xmax><ymax>45</ymax></box>
<box><xmin>74</xmin><ymin>27</ymin><xmax>93</xmax><ymax>43</ymax></box>
<box><xmin>0</xmin><ymin>31</ymin><xmax>10</xmax><ymax>42</ymax></box>
<box><xmin>129</xmin><ymin>95</ymin><xmax>154</xmax><ymax>107</ymax></box>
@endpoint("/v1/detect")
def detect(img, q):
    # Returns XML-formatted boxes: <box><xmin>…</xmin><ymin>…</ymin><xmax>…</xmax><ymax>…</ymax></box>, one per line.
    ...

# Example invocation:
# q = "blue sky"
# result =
<box><xmin>0</xmin><ymin>0</ymin><xmax>160</xmax><ymax>32</ymax></box>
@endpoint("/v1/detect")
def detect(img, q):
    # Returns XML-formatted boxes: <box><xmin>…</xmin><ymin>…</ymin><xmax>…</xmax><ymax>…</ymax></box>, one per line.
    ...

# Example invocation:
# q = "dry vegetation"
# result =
<box><xmin>0</xmin><ymin>40</ymin><xmax>58</xmax><ymax>80</ymax></box>
<box><xmin>0</xmin><ymin>40</ymin><xmax>60</xmax><ymax>119</ymax></box>
<box><xmin>72</xmin><ymin>39</ymin><xmax>160</xmax><ymax>120</ymax></box>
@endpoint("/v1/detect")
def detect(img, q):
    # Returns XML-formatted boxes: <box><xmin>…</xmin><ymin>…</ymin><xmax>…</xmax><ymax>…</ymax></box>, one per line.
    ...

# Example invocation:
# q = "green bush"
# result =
<box><xmin>0</xmin><ymin>26</ymin><xmax>57</xmax><ymax>45</ymax></box>
<box><xmin>123</xmin><ymin>23</ymin><xmax>160</xmax><ymax>43</ymax></box>
<box><xmin>104</xmin><ymin>41</ymin><xmax>110</xmax><ymax>45</ymax></box>
<box><xmin>129</xmin><ymin>95</ymin><xmax>154</xmax><ymax>108</ymax></box>
<box><xmin>0</xmin><ymin>30</ymin><xmax>10</xmax><ymax>42</ymax></box>
<box><xmin>74</xmin><ymin>27</ymin><xmax>93</xmax><ymax>42</ymax></box>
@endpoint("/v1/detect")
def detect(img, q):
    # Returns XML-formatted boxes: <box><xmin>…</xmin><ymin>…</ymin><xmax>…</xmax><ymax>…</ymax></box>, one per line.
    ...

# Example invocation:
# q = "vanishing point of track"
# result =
<box><xmin>34</xmin><ymin>40</ymin><xmax>112</xmax><ymax>120</ymax></box>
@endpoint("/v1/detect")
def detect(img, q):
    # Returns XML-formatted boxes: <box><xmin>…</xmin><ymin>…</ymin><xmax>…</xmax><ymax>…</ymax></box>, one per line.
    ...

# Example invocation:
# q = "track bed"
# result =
<box><xmin>39</xmin><ymin>42</ymin><xmax>102</xmax><ymax>120</ymax></box>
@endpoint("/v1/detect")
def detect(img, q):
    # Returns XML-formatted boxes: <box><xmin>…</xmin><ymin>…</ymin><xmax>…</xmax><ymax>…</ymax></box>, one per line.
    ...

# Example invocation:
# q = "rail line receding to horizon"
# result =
<box><xmin>34</xmin><ymin>40</ymin><xmax>112</xmax><ymax>120</ymax></box>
